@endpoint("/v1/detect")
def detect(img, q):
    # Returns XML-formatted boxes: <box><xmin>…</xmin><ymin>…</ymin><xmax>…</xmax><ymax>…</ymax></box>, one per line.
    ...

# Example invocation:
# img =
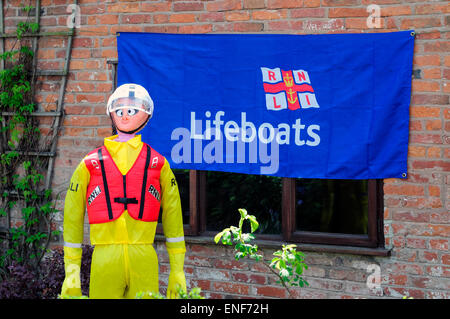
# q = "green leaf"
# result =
<box><xmin>51</xmin><ymin>230</ymin><xmax>61</xmax><ymax>236</ymax></box>
<box><xmin>214</xmin><ymin>228</ymin><xmax>229</xmax><ymax>244</ymax></box>
<box><xmin>238</xmin><ymin>208</ymin><xmax>247</xmax><ymax>219</ymax></box>
<box><xmin>235</xmin><ymin>252</ymin><xmax>244</xmax><ymax>260</ymax></box>
<box><xmin>248</xmin><ymin>214</ymin><xmax>259</xmax><ymax>233</ymax></box>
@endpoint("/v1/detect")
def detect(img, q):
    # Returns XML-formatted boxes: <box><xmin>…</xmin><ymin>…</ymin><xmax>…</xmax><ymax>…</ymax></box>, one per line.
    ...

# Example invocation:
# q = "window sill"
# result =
<box><xmin>155</xmin><ymin>234</ymin><xmax>391</xmax><ymax>257</ymax></box>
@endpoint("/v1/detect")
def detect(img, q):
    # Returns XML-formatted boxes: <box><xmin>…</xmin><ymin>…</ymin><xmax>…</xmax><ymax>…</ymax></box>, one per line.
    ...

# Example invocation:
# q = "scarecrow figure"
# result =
<box><xmin>61</xmin><ymin>83</ymin><xmax>186</xmax><ymax>299</ymax></box>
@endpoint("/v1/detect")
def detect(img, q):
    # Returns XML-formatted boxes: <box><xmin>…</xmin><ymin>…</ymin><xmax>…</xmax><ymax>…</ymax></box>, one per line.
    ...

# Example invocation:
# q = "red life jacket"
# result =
<box><xmin>84</xmin><ymin>143</ymin><xmax>164</xmax><ymax>224</ymax></box>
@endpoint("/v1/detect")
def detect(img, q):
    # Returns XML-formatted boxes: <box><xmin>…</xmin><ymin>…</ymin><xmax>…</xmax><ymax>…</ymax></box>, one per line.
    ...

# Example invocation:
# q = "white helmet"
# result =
<box><xmin>106</xmin><ymin>83</ymin><xmax>154</xmax><ymax>118</ymax></box>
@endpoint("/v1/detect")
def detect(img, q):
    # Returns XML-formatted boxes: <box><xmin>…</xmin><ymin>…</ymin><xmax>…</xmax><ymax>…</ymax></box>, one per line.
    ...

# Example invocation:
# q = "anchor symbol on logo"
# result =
<box><xmin>283</xmin><ymin>73</ymin><xmax>298</xmax><ymax>105</ymax></box>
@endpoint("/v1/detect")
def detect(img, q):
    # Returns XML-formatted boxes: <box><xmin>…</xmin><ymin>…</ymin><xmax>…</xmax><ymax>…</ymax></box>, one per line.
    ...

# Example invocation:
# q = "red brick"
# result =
<box><xmin>243</xmin><ymin>0</ymin><xmax>265</xmax><ymax>9</ymax></box>
<box><xmin>213</xmin><ymin>282</ymin><xmax>249</xmax><ymax>295</ymax></box>
<box><xmin>173</xmin><ymin>2</ymin><xmax>205</xmax><ymax>12</ymax></box>
<box><xmin>169</xmin><ymin>13</ymin><xmax>197</xmax><ymax>23</ymax></box>
<box><xmin>267</xmin><ymin>0</ymin><xmax>304</xmax><ymax>9</ymax></box>
<box><xmin>206</xmin><ymin>0</ymin><xmax>242</xmax><ymax>12</ymax></box>
<box><xmin>190</xmin><ymin>279</ymin><xmax>212</xmax><ymax>291</ymax></box>
<box><xmin>153</xmin><ymin>14</ymin><xmax>169</xmax><ymax>24</ymax></box>
<box><xmin>63</xmin><ymin>115</ymin><xmax>99</xmax><ymax>127</ymax></box>
<box><xmin>408</xmin><ymin>146</ymin><xmax>426</xmax><ymax>158</ymax></box>
<box><xmin>423</xmin><ymin>41</ymin><xmax>450</xmax><ymax>53</ymax></box>
<box><xmin>254</xmin><ymin>285</ymin><xmax>288</xmax><ymax>298</ymax></box>
<box><xmin>425</xmin><ymin>120</ymin><xmax>442</xmax><ymax>131</ymax></box>
<box><xmin>252</xmin><ymin>10</ymin><xmax>287</xmax><ymax>20</ymax></box>
<box><xmin>409</xmin><ymin>120</ymin><xmax>422</xmax><ymax>131</ymax></box>
<box><xmin>387</xmin><ymin>274</ymin><xmax>408</xmax><ymax>285</ymax></box>
<box><xmin>412</xmin><ymin>80</ymin><xmax>440</xmax><ymax>92</ymax></box>
<box><xmin>384</xmin><ymin>184</ymin><xmax>425</xmax><ymax>196</ymax></box>
<box><xmin>75</xmin><ymin>94</ymin><xmax>106</xmax><ymax>104</ymax></box>
<box><xmin>79</xmin><ymin>3</ymin><xmax>106</xmax><ymax>15</ymax></box>
<box><xmin>406</xmin><ymin>237</ymin><xmax>427</xmax><ymax>249</ymax></box>
<box><xmin>401</xmin><ymin>17</ymin><xmax>442</xmax><ymax>29</ymax></box>
<box><xmin>233</xmin><ymin>22</ymin><xmax>264</xmax><ymax>32</ymax></box>
<box><xmin>329</xmin><ymin>7</ymin><xmax>367</xmax><ymax>18</ymax></box>
<box><xmin>322</xmin><ymin>0</ymin><xmax>359</xmax><ymax>6</ymax></box>
<box><xmin>303</xmin><ymin>0</ymin><xmax>320</xmax><ymax>7</ymax></box>
<box><xmin>225</xmin><ymin>11</ymin><xmax>250</xmax><ymax>21</ymax></box>
<box><xmin>422</xmin><ymin>68</ymin><xmax>441</xmax><ymax>80</ymax></box>
<box><xmin>214</xmin><ymin>259</ymin><xmax>249</xmax><ymax>270</ymax></box>
<box><xmin>290</xmin><ymin>8</ymin><xmax>325</xmax><ymax>18</ymax></box>
<box><xmin>396</xmin><ymin>211</ymin><xmax>430</xmax><ymax>223</ymax></box>
<box><xmin>443</xmin><ymin>69</ymin><xmax>450</xmax><ymax>80</ymax></box>
<box><xmin>429</xmin><ymin>239</ymin><xmax>448</xmax><ymax>251</ymax></box>
<box><xmin>445</xmin><ymin>56</ymin><xmax>450</xmax><ymax>67</ymax></box>
<box><xmin>267</xmin><ymin>20</ymin><xmax>291</xmax><ymax>31</ymax></box>
<box><xmin>412</xmin><ymin>160</ymin><xmax>450</xmax><ymax>171</ymax></box>
<box><xmin>410</xmin><ymin>134</ymin><xmax>443</xmax><ymax>144</ymax></box>
<box><xmin>97</xmin><ymin>14</ymin><xmax>119</xmax><ymax>25</ymax></box>
<box><xmin>178</xmin><ymin>24</ymin><xmax>213</xmax><ymax>33</ymax></box>
<box><xmin>140</xmin><ymin>2</ymin><xmax>171</xmax><ymax>12</ymax></box>
<box><xmin>429</xmin><ymin>224</ymin><xmax>450</xmax><ymax>237</ymax></box>
<box><xmin>68</xmin><ymin>60</ymin><xmax>85</xmax><ymax>70</ymax></box>
<box><xmin>96</xmin><ymin>127</ymin><xmax>113</xmax><ymax>138</ymax></box>
<box><xmin>381</xmin><ymin>5</ymin><xmax>412</xmax><ymax>16</ymax></box>
<box><xmin>442</xmin><ymin>254</ymin><xmax>450</xmax><ymax>265</ymax></box>
<box><xmin>85</xmin><ymin>60</ymin><xmax>101</xmax><ymax>69</ymax></box>
<box><xmin>198</xmin><ymin>12</ymin><xmax>225</xmax><ymax>22</ymax></box>
<box><xmin>427</xmin><ymin>147</ymin><xmax>441</xmax><ymax>158</ymax></box>
<box><xmin>107</xmin><ymin>2</ymin><xmax>140</xmax><ymax>13</ymax></box>
<box><xmin>411</xmin><ymin>94</ymin><xmax>448</xmax><ymax>106</ymax></box>
<box><xmin>415</xmin><ymin>3</ymin><xmax>450</xmax><ymax>15</ymax></box>
<box><xmin>122</xmin><ymin>14</ymin><xmax>152</xmax><ymax>24</ymax></box>
<box><xmin>416</xmin><ymin>31</ymin><xmax>442</xmax><ymax>40</ymax></box>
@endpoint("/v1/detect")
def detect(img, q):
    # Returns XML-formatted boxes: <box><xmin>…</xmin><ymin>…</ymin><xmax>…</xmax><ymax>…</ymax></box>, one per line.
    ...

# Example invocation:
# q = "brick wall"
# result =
<box><xmin>4</xmin><ymin>0</ymin><xmax>448</xmax><ymax>298</ymax></box>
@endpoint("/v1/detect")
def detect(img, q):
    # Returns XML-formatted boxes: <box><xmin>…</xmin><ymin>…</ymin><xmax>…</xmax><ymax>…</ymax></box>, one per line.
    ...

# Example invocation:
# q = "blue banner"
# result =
<box><xmin>117</xmin><ymin>31</ymin><xmax>414</xmax><ymax>179</ymax></box>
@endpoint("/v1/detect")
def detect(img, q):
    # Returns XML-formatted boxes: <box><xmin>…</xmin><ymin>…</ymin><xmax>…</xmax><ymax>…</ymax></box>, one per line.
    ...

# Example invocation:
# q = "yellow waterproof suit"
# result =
<box><xmin>61</xmin><ymin>135</ymin><xmax>186</xmax><ymax>299</ymax></box>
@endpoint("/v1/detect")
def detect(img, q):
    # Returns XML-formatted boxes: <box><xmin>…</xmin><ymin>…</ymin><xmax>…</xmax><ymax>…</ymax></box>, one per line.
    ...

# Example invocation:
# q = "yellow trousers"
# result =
<box><xmin>89</xmin><ymin>244</ymin><xmax>158</xmax><ymax>299</ymax></box>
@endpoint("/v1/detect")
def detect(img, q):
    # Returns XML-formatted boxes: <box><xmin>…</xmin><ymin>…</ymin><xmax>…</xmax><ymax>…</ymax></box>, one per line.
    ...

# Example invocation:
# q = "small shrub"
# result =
<box><xmin>0</xmin><ymin>262</ymin><xmax>44</xmax><ymax>298</ymax></box>
<box><xmin>0</xmin><ymin>245</ymin><xmax>93</xmax><ymax>299</ymax></box>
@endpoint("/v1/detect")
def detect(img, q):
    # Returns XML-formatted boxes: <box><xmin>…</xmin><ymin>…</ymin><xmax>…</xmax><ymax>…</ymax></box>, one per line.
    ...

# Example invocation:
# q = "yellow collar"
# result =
<box><xmin>104</xmin><ymin>134</ymin><xmax>142</xmax><ymax>155</ymax></box>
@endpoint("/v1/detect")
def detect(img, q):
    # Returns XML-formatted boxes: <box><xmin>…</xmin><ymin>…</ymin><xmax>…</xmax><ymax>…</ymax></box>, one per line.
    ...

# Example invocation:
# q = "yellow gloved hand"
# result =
<box><xmin>60</xmin><ymin>246</ymin><xmax>82</xmax><ymax>298</ymax></box>
<box><xmin>167</xmin><ymin>252</ymin><xmax>186</xmax><ymax>299</ymax></box>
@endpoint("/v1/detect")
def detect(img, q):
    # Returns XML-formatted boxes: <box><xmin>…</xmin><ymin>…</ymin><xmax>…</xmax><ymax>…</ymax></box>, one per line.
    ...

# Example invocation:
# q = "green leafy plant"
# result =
<box><xmin>215</xmin><ymin>208</ymin><xmax>309</xmax><ymax>298</ymax></box>
<box><xmin>136</xmin><ymin>286</ymin><xmax>205</xmax><ymax>299</ymax></box>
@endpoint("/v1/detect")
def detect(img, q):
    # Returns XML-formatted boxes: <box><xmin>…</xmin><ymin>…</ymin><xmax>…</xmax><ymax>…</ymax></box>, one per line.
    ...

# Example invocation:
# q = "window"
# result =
<box><xmin>181</xmin><ymin>172</ymin><xmax>384</xmax><ymax>248</ymax></box>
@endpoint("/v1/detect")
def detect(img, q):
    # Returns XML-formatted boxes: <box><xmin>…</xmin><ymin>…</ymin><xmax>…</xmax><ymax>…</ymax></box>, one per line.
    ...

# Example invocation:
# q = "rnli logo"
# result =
<box><xmin>88</xmin><ymin>186</ymin><xmax>101</xmax><ymax>206</ymax></box>
<box><xmin>148</xmin><ymin>184</ymin><xmax>160</xmax><ymax>201</ymax></box>
<box><xmin>91</xmin><ymin>159</ymin><xmax>100</xmax><ymax>170</ymax></box>
<box><xmin>261</xmin><ymin>67</ymin><xmax>319</xmax><ymax>111</ymax></box>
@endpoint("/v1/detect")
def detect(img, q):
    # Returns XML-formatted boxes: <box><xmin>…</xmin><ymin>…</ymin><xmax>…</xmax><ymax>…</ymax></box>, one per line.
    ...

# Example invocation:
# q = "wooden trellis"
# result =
<box><xmin>0</xmin><ymin>0</ymin><xmax>75</xmax><ymax>236</ymax></box>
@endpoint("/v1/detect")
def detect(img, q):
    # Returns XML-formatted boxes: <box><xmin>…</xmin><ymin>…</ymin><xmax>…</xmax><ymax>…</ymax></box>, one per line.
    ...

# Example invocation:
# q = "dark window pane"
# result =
<box><xmin>296</xmin><ymin>179</ymin><xmax>368</xmax><ymax>235</ymax></box>
<box><xmin>173</xmin><ymin>169</ymin><xmax>190</xmax><ymax>225</ymax></box>
<box><xmin>206</xmin><ymin>172</ymin><xmax>282</xmax><ymax>234</ymax></box>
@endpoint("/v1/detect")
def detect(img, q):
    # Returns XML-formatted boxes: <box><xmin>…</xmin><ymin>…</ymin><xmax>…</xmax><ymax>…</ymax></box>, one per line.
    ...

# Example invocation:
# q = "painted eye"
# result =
<box><xmin>127</xmin><ymin>109</ymin><xmax>139</xmax><ymax>116</ymax></box>
<box><xmin>115</xmin><ymin>109</ymin><xmax>123</xmax><ymax>117</ymax></box>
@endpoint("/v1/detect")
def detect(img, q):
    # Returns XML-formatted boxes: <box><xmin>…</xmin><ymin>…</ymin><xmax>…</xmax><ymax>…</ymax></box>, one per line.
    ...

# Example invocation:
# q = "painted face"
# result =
<box><xmin>111</xmin><ymin>104</ymin><xmax>150</xmax><ymax>133</ymax></box>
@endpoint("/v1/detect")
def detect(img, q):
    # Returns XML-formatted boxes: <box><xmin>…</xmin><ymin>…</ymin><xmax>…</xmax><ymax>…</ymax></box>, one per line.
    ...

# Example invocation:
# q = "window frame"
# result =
<box><xmin>191</xmin><ymin>172</ymin><xmax>385</xmax><ymax>249</ymax></box>
<box><xmin>284</xmin><ymin>179</ymin><xmax>385</xmax><ymax>248</ymax></box>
